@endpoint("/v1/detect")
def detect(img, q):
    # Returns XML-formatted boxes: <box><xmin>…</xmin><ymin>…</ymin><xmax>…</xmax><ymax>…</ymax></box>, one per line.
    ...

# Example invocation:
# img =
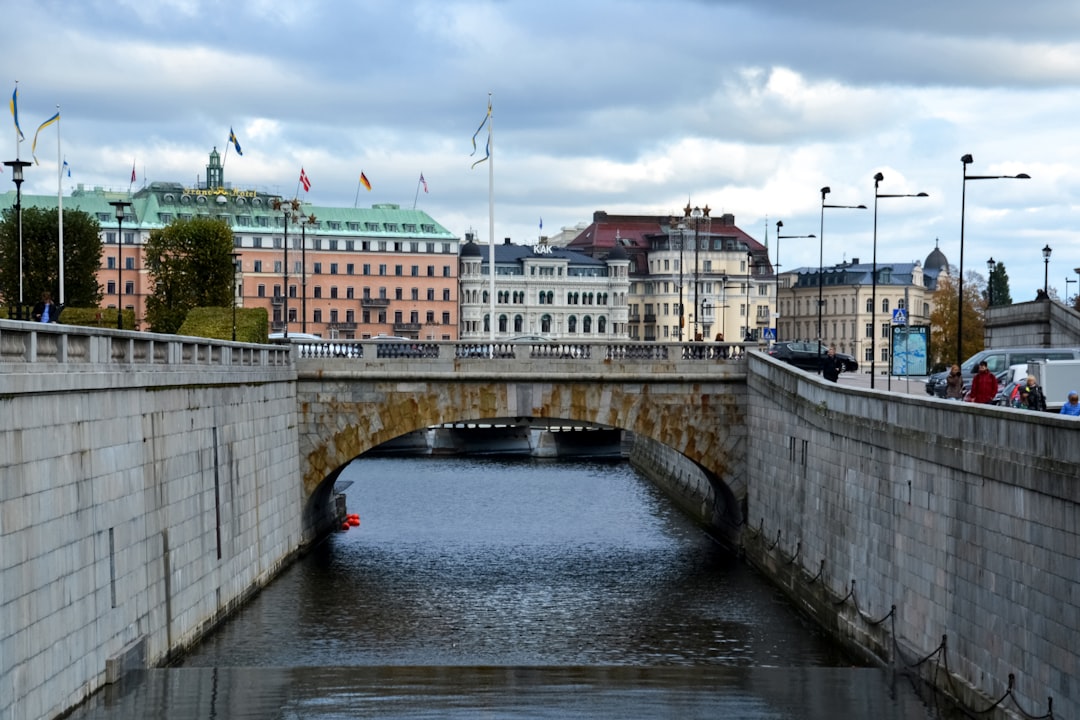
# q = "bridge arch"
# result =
<box><xmin>297</xmin><ymin>373</ymin><xmax>748</xmax><ymax>537</ymax></box>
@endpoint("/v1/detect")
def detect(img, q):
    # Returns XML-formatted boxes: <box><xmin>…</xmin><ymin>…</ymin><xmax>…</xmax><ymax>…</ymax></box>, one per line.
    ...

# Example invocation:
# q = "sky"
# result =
<box><xmin>4</xmin><ymin>0</ymin><xmax>1080</xmax><ymax>300</ymax></box>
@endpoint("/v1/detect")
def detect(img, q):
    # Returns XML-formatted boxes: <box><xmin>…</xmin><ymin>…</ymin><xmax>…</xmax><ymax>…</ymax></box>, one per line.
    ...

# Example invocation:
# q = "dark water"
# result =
<box><xmin>70</xmin><ymin>456</ymin><xmax>952</xmax><ymax>719</ymax></box>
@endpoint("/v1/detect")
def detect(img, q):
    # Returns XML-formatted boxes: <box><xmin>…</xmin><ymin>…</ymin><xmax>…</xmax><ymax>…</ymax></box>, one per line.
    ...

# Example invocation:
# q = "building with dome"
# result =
<box><xmin>779</xmin><ymin>242</ymin><xmax>949</xmax><ymax>374</ymax></box>
<box><xmin>458</xmin><ymin>235</ymin><xmax>630</xmax><ymax>339</ymax></box>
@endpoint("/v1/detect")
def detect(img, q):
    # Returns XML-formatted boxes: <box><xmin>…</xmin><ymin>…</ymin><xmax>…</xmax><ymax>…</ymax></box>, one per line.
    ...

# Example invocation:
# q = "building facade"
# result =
<box><xmin>458</xmin><ymin>236</ymin><xmax>630</xmax><ymax>339</ymax></box>
<box><xmin>779</xmin><ymin>243</ymin><xmax>948</xmax><ymax>372</ymax></box>
<box><xmin>4</xmin><ymin>149</ymin><xmax>461</xmax><ymax>339</ymax></box>
<box><xmin>568</xmin><ymin>209</ymin><xmax>773</xmax><ymax>343</ymax></box>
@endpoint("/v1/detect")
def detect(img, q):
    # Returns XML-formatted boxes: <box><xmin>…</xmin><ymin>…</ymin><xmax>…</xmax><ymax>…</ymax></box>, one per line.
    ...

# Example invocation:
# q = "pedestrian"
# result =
<box><xmin>32</xmin><ymin>291</ymin><xmax>57</xmax><ymax>323</ymax></box>
<box><xmin>1061</xmin><ymin>391</ymin><xmax>1080</xmax><ymax>416</ymax></box>
<box><xmin>820</xmin><ymin>346</ymin><xmax>842</xmax><ymax>383</ymax></box>
<box><xmin>944</xmin><ymin>364</ymin><xmax>963</xmax><ymax>400</ymax></box>
<box><xmin>965</xmin><ymin>360</ymin><xmax>998</xmax><ymax>404</ymax></box>
<box><xmin>1015</xmin><ymin>375</ymin><xmax>1047</xmax><ymax>412</ymax></box>
<box><xmin>714</xmin><ymin>332</ymin><xmax>727</xmax><ymax>359</ymax></box>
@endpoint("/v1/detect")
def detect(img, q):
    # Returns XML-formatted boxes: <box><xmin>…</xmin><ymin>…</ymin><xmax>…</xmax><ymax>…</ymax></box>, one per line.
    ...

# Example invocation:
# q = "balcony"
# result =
<box><xmin>643</xmin><ymin>313</ymin><xmax>657</xmax><ymax>324</ymax></box>
<box><xmin>361</xmin><ymin>297</ymin><xmax>390</xmax><ymax>307</ymax></box>
<box><xmin>393</xmin><ymin>322</ymin><xmax>422</xmax><ymax>334</ymax></box>
<box><xmin>328</xmin><ymin>321</ymin><xmax>357</xmax><ymax>331</ymax></box>
<box><xmin>271</xmin><ymin>296</ymin><xmax>284</xmax><ymax>305</ymax></box>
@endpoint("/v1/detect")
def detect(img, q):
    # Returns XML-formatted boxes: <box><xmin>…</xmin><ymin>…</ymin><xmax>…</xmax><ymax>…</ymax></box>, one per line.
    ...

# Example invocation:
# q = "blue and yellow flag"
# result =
<box><xmin>10</xmin><ymin>86</ymin><xmax>24</xmax><ymax>141</ymax></box>
<box><xmin>470</xmin><ymin>99</ymin><xmax>491</xmax><ymax>169</ymax></box>
<box><xmin>31</xmin><ymin>111</ymin><xmax>60</xmax><ymax>164</ymax></box>
<box><xmin>63</xmin><ymin>158</ymin><xmax>71</xmax><ymax>177</ymax></box>
<box><xmin>229</xmin><ymin>126</ymin><xmax>242</xmax><ymax>156</ymax></box>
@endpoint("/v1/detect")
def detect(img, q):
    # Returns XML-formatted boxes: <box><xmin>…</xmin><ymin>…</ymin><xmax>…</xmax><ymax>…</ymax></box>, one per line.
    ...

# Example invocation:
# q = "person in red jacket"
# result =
<box><xmin>966</xmin><ymin>360</ymin><xmax>998</xmax><ymax>404</ymax></box>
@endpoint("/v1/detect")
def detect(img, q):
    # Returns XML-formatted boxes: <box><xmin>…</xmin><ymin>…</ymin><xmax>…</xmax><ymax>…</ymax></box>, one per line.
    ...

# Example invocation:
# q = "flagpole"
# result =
<box><xmin>354</xmin><ymin>178</ymin><xmax>361</xmax><ymax>208</ymax></box>
<box><xmin>56</xmin><ymin>105</ymin><xmax>64</xmax><ymax>305</ymax></box>
<box><xmin>487</xmin><ymin>92</ymin><xmax>495</xmax><ymax>344</ymax></box>
<box><xmin>413</xmin><ymin>176</ymin><xmax>421</xmax><ymax>210</ymax></box>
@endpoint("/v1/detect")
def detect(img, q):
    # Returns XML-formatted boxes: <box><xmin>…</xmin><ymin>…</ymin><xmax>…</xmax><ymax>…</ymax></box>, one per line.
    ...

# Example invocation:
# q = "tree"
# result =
<box><xmin>144</xmin><ymin>216</ymin><xmax>236</xmax><ymax>333</ymax></box>
<box><xmin>984</xmin><ymin>260</ymin><xmax>1012</xmax><ymax>307</ymax></box>
<box><xmin>0</xmin><ymin>206</ymin><xmax>103</xmax><ymax>307</ymax></box>
<box><xmin>929</xmin><ymin>270</ymin><xmax>986</xmax><ymax>367</ymax></box>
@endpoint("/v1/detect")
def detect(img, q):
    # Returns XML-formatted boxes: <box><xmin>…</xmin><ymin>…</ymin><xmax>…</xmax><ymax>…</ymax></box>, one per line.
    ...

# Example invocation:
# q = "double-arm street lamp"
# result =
<box><xmin>957</xmin><ymin>154</ymin><xmax>1029</xmax><ymax>365</ymax></box>
<box><xmin>870</xmin><ymin>172</ymin><xmax>928</xmax><ymax>388</ymax></box>
<box><xmin>775</xmin><ymin>220</ymin><xmax>815</xmax><ymax>343</ymax></box>
<box><xmin>272</xmin><ymin>198</ymin><xmax>300</xmax><ymax>338</ymax></box>
<box><xmin>1042</xmin><ymin>244</ymin><xmax>1052</xmax><ymax>296</ymax></box>
<box><xmin>4</xmin><ymin>159</ymin><xmax>32</xmax><ymax>311</ymax></box>
<box><xmin>818</xmin><ymin>186</ymin><xmax>867</xmax><ymax>363</ymax></box>
<box><xmin>108</xmin><ymin>200</ymin><xmax>132</xmax><ymax>330</ymax></box>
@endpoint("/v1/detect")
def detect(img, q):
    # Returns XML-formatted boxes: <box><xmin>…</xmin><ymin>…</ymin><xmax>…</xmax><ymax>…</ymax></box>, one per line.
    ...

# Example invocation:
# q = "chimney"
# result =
<box><xmin>504</xmin><ymin>237</ymin><xmax>512</xmax><ymax>245</ymax></box>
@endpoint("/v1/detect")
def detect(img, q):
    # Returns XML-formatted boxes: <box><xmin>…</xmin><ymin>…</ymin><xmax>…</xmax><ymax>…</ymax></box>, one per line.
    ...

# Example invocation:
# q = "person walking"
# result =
<box><xmin>966</xmin><ymin>360</ymin><xmax>998</xmax><ymax>404</ymax></box>
<box><xmin>820</xmin><ymin>346</ymin><xmax>842</xmax><ymax>383</ymax></box>
<box><xmin>32</xmin><ymin>292</ymin><xmax>58</xmax><ymax>323</ymax></box>
<box><xmin>1015</xmin><ymin>375</ymin><xmax>1047</xmax><ymax>412</ymax></box>
<box><xmin>944</xmin><ymin>364</ymin><xmax>963</xmax><ymax>400</ymax></box>
<box><xmin>1060</xmin><ymin>391</ymin><xmax>1080</xmax><ymax>416</ymax></box>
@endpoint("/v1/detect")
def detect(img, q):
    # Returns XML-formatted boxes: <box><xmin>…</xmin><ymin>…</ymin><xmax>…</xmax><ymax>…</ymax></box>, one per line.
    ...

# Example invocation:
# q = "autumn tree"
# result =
<box><xmin>143</xmin><ymin>216</ymin><xmax>235</xmax><ymax>333</ymax></box>
<box><xmin>0</xmin><ymin>206</ymin><xmax>103</xmax><ymax>307</ymax></box>
<box><xmin>930</xmin><ymin>270</ymin><xmax>987</xmax><ymax>367</ymax></box>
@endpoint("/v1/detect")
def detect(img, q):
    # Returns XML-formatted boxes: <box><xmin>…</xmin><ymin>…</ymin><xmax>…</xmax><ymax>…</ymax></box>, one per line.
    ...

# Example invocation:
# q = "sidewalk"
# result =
<box><xmin>836</xmin><ymin>371</ymin><xmax>930</xmax><ymax>397</ymax></box>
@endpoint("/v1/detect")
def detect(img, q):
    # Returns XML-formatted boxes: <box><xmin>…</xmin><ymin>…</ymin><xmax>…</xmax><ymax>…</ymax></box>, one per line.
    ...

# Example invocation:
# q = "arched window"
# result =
<box><xmin>583</xmin><ymin>316</ymin><xmax>592</xmax><ymax>333</ymax></box>
<box><xmin>483</xmin><ymin>314</ymin><xmax>490</xmax><ymax>332</ymax></box>
<box><xmin>482</xmin><ymin>290</ymin><xmax>489</xmax><ymax>303</ymax></box>
<box><xmin>514</xmin><ymin>315</ymin><xmax>524</xmax><ymax>332</ymax></box>
<box><xmin>541</xmin><ymin>314</ymin><xmax>552</xmax><ymax>333</ymax></box>
<box><xmin>881</xmin><ymin>298</ymin><xmax>890</xmax><ymax>313</ymax></box>
<box><xmin>598</xmin><ymin>317</ymin><xmax>607</xmax><ymax>334</ymax></box>
<box><xmin>546</xmin><ymin>291</ymin><xmax>554</xmax><ymax>304</ymax></box>
<box><xmin>498</xmin><ymin>314</ymin><xmax>508</xmax><ymax>332</ymax></box>
<box><xmin>865</xmin><ymin>297</ymin><xmax>873</xmax><ymax>312</ymax></box>
<box><xmin>568</xmin><ymin>316</ymin><xmax>578</xmax><ymax>333</ymax></box>
<box><xmin>897</xmin><ymin>298</ymin><xmax>906</xmax><ymax>310</ymax></box>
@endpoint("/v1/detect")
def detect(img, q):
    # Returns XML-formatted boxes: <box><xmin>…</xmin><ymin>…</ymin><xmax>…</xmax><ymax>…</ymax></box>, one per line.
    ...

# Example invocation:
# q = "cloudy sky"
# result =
<box><xmin>5</xmin><ymin>0</ymin><xmax>1080</xmax><ymax>299</ymax></box>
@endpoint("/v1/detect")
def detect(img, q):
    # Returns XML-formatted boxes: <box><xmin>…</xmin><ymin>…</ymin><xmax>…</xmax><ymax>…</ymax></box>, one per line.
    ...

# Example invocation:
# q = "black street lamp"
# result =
<box><xmin>272</xmin><ymin>198</ymin><xmax>299</xmax><ymax>338</ymax></box>
<box><xmin>986</xmin><ymin>257</ymin><xmax>995</xmax><ymax>307</ymax></box>
<box><xmin>957</xmin><ymin>154</ymin><xmax>1029</xmax><ymax>365</ymax></box>
<box><xmin>684</xmin><ymin>204</ymin><xmax>710</xmax><ymax>340</ymax></box>
<box><xmin>870</xmin><ymin>172</ymin><xmax>928</xmax><ymax>388</ymax></box>
<box><xmin>1042</xmin><ymin>244</ymin><xmax>1052</xmax><ymax>296</ymax></box>
<box><xmin>775</xmin><ymin>220</ymin><xmax>815</xmax><ymax>343</ymax></box>
<box><xmin>231</xmin><ymin>252</ymin><xmax>242</xmax><ymax>341</ymax></box>
<box><xmin>746</xmin><ymin>251</ymin><xmax>754</xmax><ymax>340</ymax></box>
<box><xmin>818</xmin><ymin>186</ymin><xmax>867</xmax><ymax>365</ymax></box>
<box><xmin>108</xmin><ymin>200</ymin><xmax>132</xmax><ymax>330</ymax></box>
<box><xmin>4</xmin><ymin>159</ymin><xmax>32</xmax><ymax>312</ymax></box>
<box><xmin>299</xmin><ymin>212</ymin><xmax>317</xmax><ymax>334</ymax></box>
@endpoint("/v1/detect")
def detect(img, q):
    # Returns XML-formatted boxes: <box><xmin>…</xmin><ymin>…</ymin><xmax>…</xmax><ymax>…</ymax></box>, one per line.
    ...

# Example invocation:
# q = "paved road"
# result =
<box><xmin>836</xmin><ymin>370</ymin><xmax>931</xmax><ymax>397</ymax></box>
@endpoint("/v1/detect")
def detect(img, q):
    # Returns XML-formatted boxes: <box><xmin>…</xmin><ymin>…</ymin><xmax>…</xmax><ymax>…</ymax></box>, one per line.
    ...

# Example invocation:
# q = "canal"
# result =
<box><xmin>69</xmin><ymin>455</ymin><xmax>955</xmax><ymax>719</ymax></box>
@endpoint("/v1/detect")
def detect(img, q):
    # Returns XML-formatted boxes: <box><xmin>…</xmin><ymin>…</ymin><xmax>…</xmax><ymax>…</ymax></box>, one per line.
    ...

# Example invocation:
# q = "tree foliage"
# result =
<box><xmin>0</xmin><ymin>206</ymin><xmax>103</xmax><ymax>307</ymax></box>
<box><xmin>984</xmin><ymin>260</ymin><xmax>1012</xmax><ymax>307</ymax></box>
<box><xmin>144</xmin><ymin>216</ymin><xmax>236</xmax><ymax>333</ymax></box>
<box><xmin>930</xmin><ymin>270</ymin><xmax>987</xmax><ymax>367</ymax></box>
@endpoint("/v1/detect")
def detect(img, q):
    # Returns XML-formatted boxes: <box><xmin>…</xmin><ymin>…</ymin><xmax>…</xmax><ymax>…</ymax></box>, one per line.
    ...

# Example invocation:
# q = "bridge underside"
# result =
<box><xmin>297</xmin><ymin>377</ymin><xmax>747</xmax><ymax>538</ymax></box>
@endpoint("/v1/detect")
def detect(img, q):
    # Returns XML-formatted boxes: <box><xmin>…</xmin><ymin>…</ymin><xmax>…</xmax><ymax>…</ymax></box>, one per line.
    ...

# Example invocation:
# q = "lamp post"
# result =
<box><xmin>1041</xmin><ymin>244</ymin><xmax>1051</xmax><ymax>296</ymax></box>
<box><xmin>986</xmin><ymin>258</ymin><xmax>995</xmax><ymax>307</ymax></box>
<box><xmin>957</xmin><ymin>154</ymin><xmax>1029</xmax><ymax>364</ymax></box>
<box><xmin>4</xmin><ymin>159</ymin><xmax>32</xmax><ymax>311</ymax></box>
<box><xmin>676</xmin><ymin>214</ymin><xmax>685</xmax><ymax>341</ymax></box>
<box><xmin>746</xmin><ymin>251</ymin><xmax>754</xmax><ymax>340</ymax></box>
<box><xmin>775</xmin><ymin>220</ymin><xmax>815</xmax><ymax>343</ymax></box>
<box><xmin>299</xmin><ymin>212</ymin><xmax>316</xmax><ymax>333</ymax></box>
<box><xmin>818</xmin><ymin>186</ymin><xmax>867</xmax><ymax>365</ymax></box>
<box><xmin>870</xmin><ymin>172</ymin><xmax>928</xmax><ymax>388</ymax></box>
<box><xmin>1065</xmin><ymin>275</ymin><xmax>1076</xmax><ymax>305</ymax></box>
<box><xmin>108</xmin><ymin>200</ymin><xmax>132</xmax><ymax>330</ymax></box>
<box><xmin>684</xmin><ymin>204</ymin><xmax>709</xmax><ymax>340</ymax></box>
<box><xmin>231</xmin><ymin>252</ymin><xmax>242</xmax><ymax>341</ymax></box>
<box><xmin>272</xmin><ymin>198</ymin><xmax>299</xmax><ymax>338</ymax></box>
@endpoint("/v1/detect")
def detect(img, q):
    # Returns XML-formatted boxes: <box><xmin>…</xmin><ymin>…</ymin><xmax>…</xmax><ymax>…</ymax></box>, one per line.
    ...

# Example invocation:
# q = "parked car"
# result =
<box><xmin>767</xmin><ymin>341</ymin><xmax>858</xmax><ymax>373</ymax></box>
<box><xmin>925</xmin><ymin>347</ymin><xmax>1080</xmax><ymax>398</ymax></box>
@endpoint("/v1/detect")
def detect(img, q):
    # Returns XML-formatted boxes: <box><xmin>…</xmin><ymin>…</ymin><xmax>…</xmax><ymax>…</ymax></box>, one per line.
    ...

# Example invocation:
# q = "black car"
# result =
<box><xmin>768</xmin><ymin>341</ymin><xmax>858</xmax><ymax>373</ymax></box>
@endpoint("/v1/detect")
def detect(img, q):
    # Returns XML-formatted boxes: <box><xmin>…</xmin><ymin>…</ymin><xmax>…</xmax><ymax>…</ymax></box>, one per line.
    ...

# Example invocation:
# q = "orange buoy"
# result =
<box><xmin>348</xmin><ymin>517</ymin><xmax>360</xmax><ymax>526</ymax></box>
<box><xmin>341</xmin><ymin>522</ymin><xmax>350</xmax><ymax>530</ymax></box>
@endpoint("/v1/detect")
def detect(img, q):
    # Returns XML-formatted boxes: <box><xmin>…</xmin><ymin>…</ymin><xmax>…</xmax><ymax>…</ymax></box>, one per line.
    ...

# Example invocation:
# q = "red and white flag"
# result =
<box><xmin>299</xmin><ymin>167</ymin><xmax>311</xmax><ymax>192</ymax></box>
<box><xmin>130</xmin><ymin>160</ymin><xmax>136</xmax><ymax>183</ymax></box>
<box><xmin>420</xmin><ymin>173</ymin><xmax>428</xmax><ymax>193</ymax></box>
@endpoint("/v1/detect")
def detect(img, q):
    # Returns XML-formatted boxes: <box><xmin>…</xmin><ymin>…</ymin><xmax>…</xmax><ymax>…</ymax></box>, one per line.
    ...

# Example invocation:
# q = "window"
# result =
<box><xmin>257</xmin><ymin>284</ymin><xmax>265</xmax><ymax>297</ymax></box>
<box><xmin>881</xmin><ymin>323</ymin><xmax>890</xmax><ymax>338</ymax></box>
<box><xmin>347</xmin><ymin>263</ymin><xmax>355</xmax><ymax>275</ymax></box>
<box><xmin>443</xmin><ymin>266</ymin><xmax>451</xmax><ymax>277</ymax></box>
<box><xmin>442</xmin><ymin>311</ymin><xmax>451</xmax><ymax>324</ymax></box>
<box><xmin>881</xmin><ymin>298</ymin><xmax>890</xmax><ymax>313</ymax></box>
<box><xmin>314</xmin><ymin>287</ymin><xmax>322</xmax><ymax>299</ymax></box>
<box><xmin>314</xmin><ymin>263</ymin><xmax>322</xmax><ymax>274</ymax></box>
<box><xmin>395</xmin><ymin>265</ymin><xmax>403</xmax><ymax>276</ymax></box>
<box><xmin>395</xmin><ymin>288</ymin><xmax>403</xmax><ymax>300</ymax></box>
<box><xmin>443</xmin><ymin>289</ymin><xmax>451</xmax><ymax>301</ymax></box>
<box><xmin>330</xmin><ymin>287</ymin><xmax>338</xmax><ymax>299</ymax></box>
<box><xmin>865</xmin><ymin>323</ymin><xmax>873</xmax><ymax>338</ymax></box>
<box><xmin>411</xmin><ymin>288</ymin><xmax>419</xmax><ymax>301</ymax></box>
<box><xmin>363</xmin><ymin>264</ymin><xmax>371</xmax><ymax>275</ymax></box>
<box><xmin>427</xmin><ymin>265</ymin><xmax>435</xmax><ymax>277</ymax></box>
<box><xmin>411</xmin><ymin>265</ymin><xmax>419</xmax><ymax>277</ymax></box>
<box><xmin>427</xmin><ymin>288</ymin><xmax>435</xmax><ymax>301</ymax></box>
<box><xmin>106</xmin><ymin>257</ymin><xmax>116</xmax><ymax>270</ymax></box>
<box><xmin>124</xmin><ymin>281</ymin><xmax>134</xmax><ymax>295</ymax></box>
<box><xmin>865</xmin><ymin>298</ymin><xmax>873</xmax><ymax>312</ymax></box>
<box><xmin>379</xmin><ymin>264</ymin><xmax>387</xmax><ymax>276</ymax></box>
<box><xmin>313</xmin><ymin>309</ymin><xmax>322</xmax><ymax>323</ymax></box>
<box><xmin>330</xmin><ymin>263</ymin><xmax>338</xmax><ymax>275</ymax></box>
<box><xmin>254</xmin><ymin>260</ymin><xmax>263</xmax><ymax>272</ymax></box>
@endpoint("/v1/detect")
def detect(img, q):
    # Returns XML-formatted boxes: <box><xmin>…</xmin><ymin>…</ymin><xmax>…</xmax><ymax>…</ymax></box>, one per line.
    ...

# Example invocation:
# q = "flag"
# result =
<box><xmin>10</xmin><ymin>86</ymin><xmax>24</xmax><ymax>141</ymax></box>
<box><xmin>31</xmin><ymin>111</ymin><xmax>60</xmax><ymax>164</ymax></box>
<box><xmin>470</xmin><ymin>99</ymin><xmax>491</xmax><ymax>168</ymax></box>
<box><xmin>131</xmin><ymin>161</ymin><xmax>136</xmax><ymax>183</ymax></box>
<box><xmin>229</xmin><ymin>126</ymin><xmax>242</xmax><ymax>156</ymax></box>
<box><xmin>360</xmin><ymin>171</ymin><xmax>371</xmax><ymax>191</ymax></box>
<box><xmin>419</xmin><ymin>173</ymin><xmax>428</xmax><ymax>193</ymax></box>
<box><xmin>63</xmin><ymin>158</ymin><xmax>70</xmax><ymax>177</ymax></box>
<box><xmin>300</xmin><ymin>167</ymin><xmax>311</xmax><ymax>192</ymax></box>
<box><xmin>539</xmin><ymin>217</ymin><xmax>543</xmax><ymax>231</ymax></box>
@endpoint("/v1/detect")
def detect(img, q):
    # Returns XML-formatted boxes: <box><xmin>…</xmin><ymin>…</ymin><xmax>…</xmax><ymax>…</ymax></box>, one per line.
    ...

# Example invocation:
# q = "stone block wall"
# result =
<box><xmin>743</xmin><ymin>353</ymin><xmax>1080</xmax><ymax>719</ymax></box>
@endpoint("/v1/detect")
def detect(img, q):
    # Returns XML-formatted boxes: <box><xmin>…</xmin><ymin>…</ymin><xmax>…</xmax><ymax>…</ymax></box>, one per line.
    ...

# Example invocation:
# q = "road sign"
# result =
<box><xmin>892</xmin><ymin>308</ymin><xmax>907</xmax><ymax>325</ymax></box>
<box><xmin>762</xmin><ymin>327</ymin><xmax>776</xmax><ymax>340</ymax></box>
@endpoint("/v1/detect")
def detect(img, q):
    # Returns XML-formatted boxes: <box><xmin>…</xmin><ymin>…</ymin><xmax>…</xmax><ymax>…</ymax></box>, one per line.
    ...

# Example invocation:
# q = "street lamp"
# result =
<box><xmin>986</xmin><ymin>257</ymin><xmax>995</xmax><ymax>307</ymax></box>
<box><xmin>231</xmin><ymin>252</ymin><xmax>242</xmax><ymax>341</ymax></box>
<box><xmin>870</xmin><ymin>172</ymin><xmax>928</xmax><ymax>388</ymax></box>
<box><xmin>299</xmin><ymin>212</ymin><xmax>316</xmax><ymax>333</ymax></box>
<box><xmin>957</xmin><ymin>154</ymin><xmax>1029</xmax><ymax>365</ymax></box>
<box><xmin>1041</xmin><ymin>244</ymin><xmax>1051</xmax><ymax>296</ymax></box>
<box><xmin>272</xmin><ymin>197</ymin><xmax>299</xmax><ymax>338</ymax></box>
<box><xmin>4</xmin><ymin>159</ymin><xmax>32</xmax><ymax>312</ymax></box>
<box><xmin>775</xmin><ymin>220</ymin><xmax>815</xmax><ymax>343</ymax></box>
<box><xmin>818</xmin><ymin>186</ymin><xmax>867</xmax><ymax>365</ymax></box>
<box><xmin>746</xmin><ymin>251</ymin><xmax>754</xmax><ymax>340</ymax></box>
<box><xmin>684</xmin><ymin>204</ymin><xmax>710</xmax><ymax>341</ymax></box>
<box><xmin>108</xmin><ymin>200</ymin><xmax>132</xmax><ymax>330</ymax></box>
